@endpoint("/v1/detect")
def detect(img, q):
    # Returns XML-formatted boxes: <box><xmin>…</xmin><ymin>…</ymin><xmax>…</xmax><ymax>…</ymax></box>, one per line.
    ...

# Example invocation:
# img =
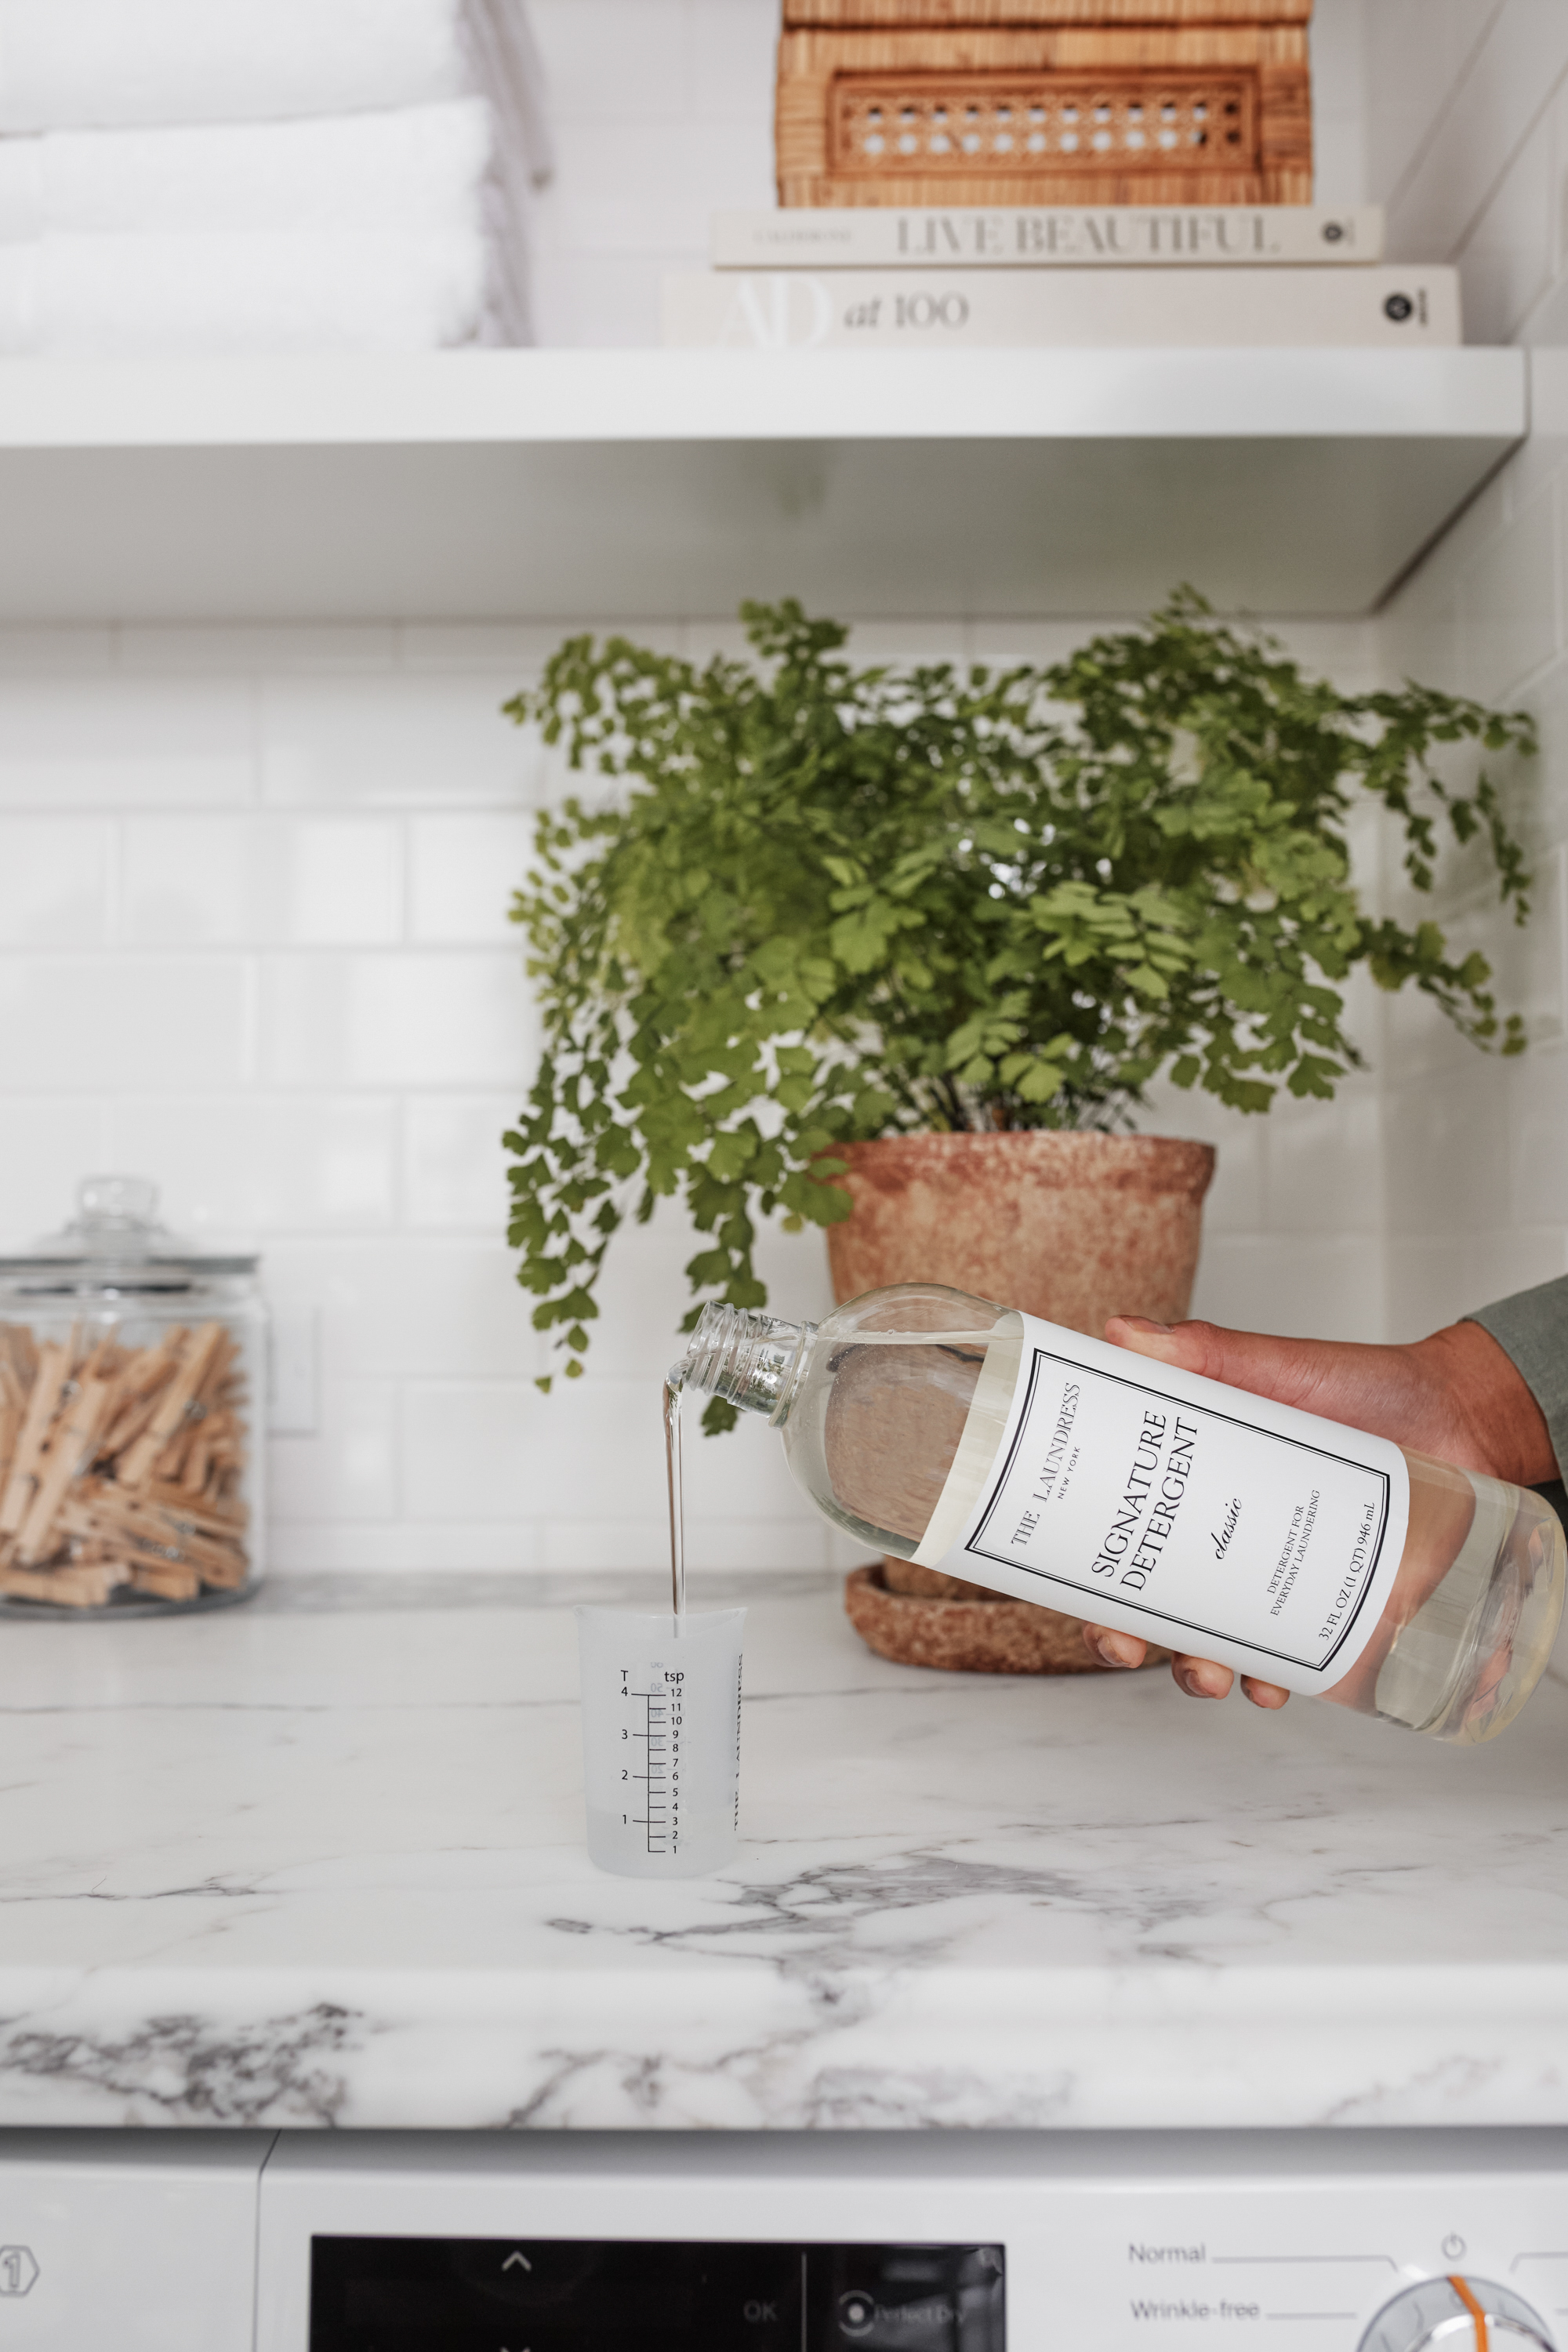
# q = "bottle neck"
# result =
<box><xmin>672</xmin><ymin>1304</ymin><xmax>814</xmax><ymax>1424</ymax></box>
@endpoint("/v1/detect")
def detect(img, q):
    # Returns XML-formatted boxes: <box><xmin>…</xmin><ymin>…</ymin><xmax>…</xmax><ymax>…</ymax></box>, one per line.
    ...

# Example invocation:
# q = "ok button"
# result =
<box><xmin>745</xmin><ymin>2298</ymin><xmax>780</xmax><ymax>2323</ymax></box>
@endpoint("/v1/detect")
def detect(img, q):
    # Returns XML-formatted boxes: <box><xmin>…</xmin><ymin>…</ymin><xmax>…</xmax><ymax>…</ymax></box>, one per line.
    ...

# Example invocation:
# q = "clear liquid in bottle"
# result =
<box><xmin>670</xmin><ymin>1283</ymin><xmax>1566</xmax><ymax>1744</ymax></box>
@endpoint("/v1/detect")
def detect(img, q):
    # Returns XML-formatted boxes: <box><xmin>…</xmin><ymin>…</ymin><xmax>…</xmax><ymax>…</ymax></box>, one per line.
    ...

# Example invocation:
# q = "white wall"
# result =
<box><xmin>1367</xmin><ymin>0</ymin><xmax>1568</xmax><ymax>1332</ymax></box>
<box><xmin>525</xmin><ymin>0</ymin><xmax>779</xmax><ymax>347</ymax></box>
<box><xmin>2</xmin><ymin>1</ymin><xmax>1561</xmax><ymax>1580</ymax></box>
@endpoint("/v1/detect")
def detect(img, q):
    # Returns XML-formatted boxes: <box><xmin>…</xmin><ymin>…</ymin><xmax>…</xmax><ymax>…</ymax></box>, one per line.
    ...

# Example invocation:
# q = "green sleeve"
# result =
<box><xmin>1464</xmin><ymin>1274</ymin><xmax>1568</xmax><ymax>1484</ymax></box>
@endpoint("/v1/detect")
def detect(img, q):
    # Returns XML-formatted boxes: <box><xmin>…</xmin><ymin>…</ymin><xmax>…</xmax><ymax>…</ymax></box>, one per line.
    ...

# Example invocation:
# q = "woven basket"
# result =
<box><xmin>776</xmin><ymin>4</ymin><xmax>1312</xmax><ymax>209</ymax></box>
<box><xmin>785</xmin><ymin>3</ymin><xmax>1312</xmax><ymax>22</ymax></box>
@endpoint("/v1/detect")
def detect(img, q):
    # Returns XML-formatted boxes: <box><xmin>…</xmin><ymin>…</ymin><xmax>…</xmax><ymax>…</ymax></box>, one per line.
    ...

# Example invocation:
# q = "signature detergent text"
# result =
<box><xmin>1082</xmin><ymin>1410</ymin><xmax>1200</xmax><ymax>1591</ymax></box>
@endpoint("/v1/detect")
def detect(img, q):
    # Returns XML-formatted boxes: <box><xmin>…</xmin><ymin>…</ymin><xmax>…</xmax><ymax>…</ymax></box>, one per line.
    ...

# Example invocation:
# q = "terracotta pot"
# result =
<box><xmin>844</xmin><ymin>1564</ymin><xmax>1171</xmax><ymax>1677</ymax></box>
<box><xmin>826</xmin><ymin>1130</ymin><xmax>1214</xmax><ymax>1674</ymax></box>
<box><xmin>826</xmin><ymin>1130</ymin><xmax>1215</xmax><ymax>1338</ymax></box>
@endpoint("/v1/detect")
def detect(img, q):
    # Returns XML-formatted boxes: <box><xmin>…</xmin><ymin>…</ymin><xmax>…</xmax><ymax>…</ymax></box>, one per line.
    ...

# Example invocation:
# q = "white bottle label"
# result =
<box><xmin>921</xmin><ymin>1315</ymin><xmax>1410</xmax><ymax>1693</ymax></box>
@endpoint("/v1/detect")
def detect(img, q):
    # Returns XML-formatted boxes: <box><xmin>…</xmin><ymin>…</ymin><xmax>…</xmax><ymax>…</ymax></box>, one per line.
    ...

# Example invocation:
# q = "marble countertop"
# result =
<box><xmin>3</xmin><ymin>1570</ymin><xmax>1568</xmax><ymax>2134</ymax></box>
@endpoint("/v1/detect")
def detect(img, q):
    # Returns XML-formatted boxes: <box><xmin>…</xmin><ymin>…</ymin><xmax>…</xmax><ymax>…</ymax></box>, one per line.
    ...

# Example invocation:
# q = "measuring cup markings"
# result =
<box><xmin>622</xmin><ymin>1663</ymin><xmax>688</xmax><ymax>1855</ymax></box>
<box><xmin>577</xmin><ymin>1606</ymin><xmax>745</xmax><ymax>1878</ymax></box>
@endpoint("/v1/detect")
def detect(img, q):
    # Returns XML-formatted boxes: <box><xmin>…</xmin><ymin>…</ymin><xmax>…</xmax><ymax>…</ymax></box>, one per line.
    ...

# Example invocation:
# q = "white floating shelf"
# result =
<box><xmin>0</xmin><ymin>346</ymin><xmax>1526</xmax><ymax>622</ymax></box>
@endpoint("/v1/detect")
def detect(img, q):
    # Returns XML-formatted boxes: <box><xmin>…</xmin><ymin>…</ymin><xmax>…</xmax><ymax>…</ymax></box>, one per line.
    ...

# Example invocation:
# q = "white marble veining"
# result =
<box><xmin>2</xmin><ymin>1573</ymin><xmax>1567</xmax><ymax>2133</ymax></box>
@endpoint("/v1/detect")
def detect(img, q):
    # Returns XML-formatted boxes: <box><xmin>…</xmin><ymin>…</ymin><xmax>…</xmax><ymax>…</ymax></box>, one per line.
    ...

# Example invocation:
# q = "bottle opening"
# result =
<box><xmin>671</xmin><ymin>1303</ymin><xmax>812</xmax><ymax>1424</ymax></box>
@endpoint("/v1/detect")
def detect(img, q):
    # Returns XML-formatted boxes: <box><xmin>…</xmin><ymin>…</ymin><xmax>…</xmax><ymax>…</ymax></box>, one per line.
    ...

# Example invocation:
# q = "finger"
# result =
<box><xmin>1240</xmin><ymin>1675</ymin><xmax>1291</xmax><ymax>1710</ymax></box>
<box><xmin>1082</xmin><ymin>1623</ymin><xmax>1146</xmax><ymax>1669</ymax></box>
<box><xmin>1171</xmin><ymin>1652</ymin><xmax>1234</xmax><ymax>1700</ymax></box>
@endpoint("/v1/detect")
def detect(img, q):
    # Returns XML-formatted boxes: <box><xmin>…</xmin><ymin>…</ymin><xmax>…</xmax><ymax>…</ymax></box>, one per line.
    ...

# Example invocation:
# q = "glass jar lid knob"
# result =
<box><xmin>71</xmin><ymin>1175</ymin><xmax>165</xmax><ymax>1255</ymax></box>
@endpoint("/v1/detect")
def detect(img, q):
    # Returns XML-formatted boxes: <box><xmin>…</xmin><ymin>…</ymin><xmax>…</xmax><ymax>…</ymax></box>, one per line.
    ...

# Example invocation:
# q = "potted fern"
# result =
<box><xmin>503</xmin><ymin>594</ymin><xmax>1534</xmax><ymax>1661</ymax></box>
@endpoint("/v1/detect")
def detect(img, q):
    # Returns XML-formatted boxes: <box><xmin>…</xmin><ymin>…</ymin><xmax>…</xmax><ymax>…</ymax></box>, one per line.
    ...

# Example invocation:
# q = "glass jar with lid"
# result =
<box><xmin>0</xmin><ymin>1176</ymin><xmax>266</xmax><ymax>1616</ymax></box>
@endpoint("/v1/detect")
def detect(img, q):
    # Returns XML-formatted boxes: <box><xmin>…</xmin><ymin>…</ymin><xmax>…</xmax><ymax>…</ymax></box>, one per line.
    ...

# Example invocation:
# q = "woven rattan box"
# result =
<box><xmin>776</xmin><ymin>0</ymin><xmax>1313</xmax><ymax>209</ymax></box>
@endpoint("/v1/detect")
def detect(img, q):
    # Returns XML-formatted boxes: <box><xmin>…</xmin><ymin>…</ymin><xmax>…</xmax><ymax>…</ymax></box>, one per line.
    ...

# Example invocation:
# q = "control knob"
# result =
<box><xmin>1360</xmin><ymin>2277</ymin><xmax>1553</xmax><ymax>2352</ymax></box>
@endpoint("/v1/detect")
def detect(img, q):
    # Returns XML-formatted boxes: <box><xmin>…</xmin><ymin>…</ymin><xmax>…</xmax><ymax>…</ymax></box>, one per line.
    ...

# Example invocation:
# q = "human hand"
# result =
<box><xmin>1079</xmin><ymin>1311</ymin><xmax>1553</xmax><ymax>1708</ymax></box>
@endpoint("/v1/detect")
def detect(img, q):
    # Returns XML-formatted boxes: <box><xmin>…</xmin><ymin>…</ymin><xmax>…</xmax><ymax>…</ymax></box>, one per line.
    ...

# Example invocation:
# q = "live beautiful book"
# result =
<box><xmin>710</xmin><ymin>204</ymin><xmax>1385</xmax><ymax>270</ymax></box>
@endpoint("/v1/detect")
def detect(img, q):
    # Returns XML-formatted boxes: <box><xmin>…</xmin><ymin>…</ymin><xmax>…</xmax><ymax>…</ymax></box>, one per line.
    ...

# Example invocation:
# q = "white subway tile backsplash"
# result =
<box><xmin>1496</xmin><ymin>350</ymin><xmax>1568</xmax><ymax>521</ymax></box>
<box><xmin>270</xmin><ymin>1241</ymin><xmax>542</xmax><ymax>1380</ymax></box>
<box><xmin>0</xmin><ymin>677</ymin><xmax>255</xmax><ymax>808</ymax></box>
<box><xmin>0</xmin><ymin>1098</ymin><xmax>111</xmax><ymax>1247</ymax></box>
<box><xmin>1510</xmin><ymin>1062</ymin><xmax>1568</xmax><ymax>1225</ymax></box>
<box><xmin>1385</xmin><ymin>1059</ymin><xmax>1512</xmax><ymax>1236</ymax></box>
<box><xmin>1385</xmin><ymin>1237</ymin><xmax>1492</xmax><ymax>1339</ymax></box>
<box><xmin>1265</xmin><ymin>1092</ymin><xmax>1385</xmax><ymax>1236</ymax></box>
<box><xmin>1468</xmin><ymin>1221</ymin><xmax>1568</xmax><ymax>1310</ymax></box>
<box><xmin>675</xmin><ymin>1396</ymin><xmax>820</xmax><ymax>1523</ymax></box>
<box><xmin>107</xmin><ymin>1096</ymin><xmax>398</xmax><ymax>1234</ymax></box>
<box><xmin>1384</xmin><ymin>0</ymin><xmax>1568</xmax><ymax>257</ymax></box>
<box><xmin>1487</xmin><ymin>840</ymin><xmax>1568</xmax><ymax>1044</ymax></box>
<box><xmin>0</xmin><ymin>955</ymin><xmax>250</xmax><ymax>1091</ymax></box>
<box><xmin>270</xmin><ymin>1518</ymin><xmax>546</xmax><ymax>1572</ymax></box>
<box><xmin>1457</xmin><ymin>106</ymin><xmax>1555</xmax><ymax>343</ymax></box>
<box><xmin>1190</xmin><ymin>1235</ymin><xmax>1387</xmax><ymax>1343</ymax></box>
<box><xmin>260</xmin><ymin>675</ymin><xmax>534</xmax><ymax>808</ymax></box>
<box><xmin>964</xmin><ymin>618</ymin><xmax>1101</xmax><ymax>666</ymax></box>
<box><xmin>122</xmin><ymin>815</ymin><xmax>403</xmax><ymax>947</ymax></box>
<box><xmin>408</xmin><ymin>815</ymin><xmax>536</xmax><ymax>943</ymax></box>
<box><xmin>257</xmin><ymin>952</ymin><xmax>534</xmax><ymax>1088</ymax></box>
<box><xmin>529</xmin><ymin>249</ymin><xmax>673</xmax><ymax>347</ymax></box>
<box><xmin>524</xmin><ymin>1207</ymin><xmax>837</xmax><ymax>1392</ymax></box>
<box><xmin>268</xmin><ymin>1381</ymin><xmax>401</xmax><ymax>1523</ymax></box>
<box><xmin>1133</xmin><ymin>1082</ymin><xmax>1265</xmax><ymax>1238</ymax></box>
<box><xmin>539</xmin><ymin>122</ymin><xmax>767</xmax><ymax>252</ymax></box>
<box><xmin>118</xmin><ymin>626</ymin><xmax>397</xmax><ymax>675</ymax></box>
<box><xmin>0</xmin><ymin>629</ymin><xmax>118</xmax><ymax>676</ymax></box>
<box><xmin>1458</xmin><ymin>481</ymin><xmax>1560</xmax><ymax>702</ymax></box>
<box><xmin>1523</xmin><ymin>270</ymin><xmax>1568</xmax><ymax>350</ymax></box>
<box><xmin>401</xmin><ymin>1380</ymin><xmax>561</xmax><ymax>1520</ymax></box>
<box><xmin>397</xmin><ymin>623</ymin><xmax>563</xmax><ymax>674</ymax></box>
<box><xmin>1365</xmin><ymin>0</ymin><xmax>1497</xmax><ymax>212</ymax></box>
<box><xmin>554</xmin><ymin>1217</ymin><xmax>699</xmax><ymax>1385</ymax></box>
<box><xmin>1388</xmin><ymin>1227</ymin><xmax>1568</xmax><ymax>1340</ymax></box>
<box><xmin>405</xmin><ymin>1094</ymin><xmax>520</xmax><ymax>1230</ymax></box>
<box><xmin>528</xmin><ymin>0</ymin><xmax>690</xmax><ymax>122</ymax></box>
<box><xmin>829</xmin><ymin>619</ymin><xmax>972</xmax><ymax>668</ymax></box>
<box><xmin>402</xmin><ymin>1370</ymin><xmax>811</xmax><ymax>1550</ymax></box>
<box><xmin>540</xmin><ymin>1514</ymin><xmax>832</xmax><ymax>1573</ymax></box>
<box><xmin>0</xmin><ymin>816</ymin><xmax>112</xmax><ymax>944</ymax></box>
<box><xmin>687</xmin><ymin>0</ymin><xmax>784</xmax><ymax>125</ymax></box>
<box><xmin>1313</xmin><ymin>116</ymin><xmax>1368</xmax><ymax>210</ymax></box>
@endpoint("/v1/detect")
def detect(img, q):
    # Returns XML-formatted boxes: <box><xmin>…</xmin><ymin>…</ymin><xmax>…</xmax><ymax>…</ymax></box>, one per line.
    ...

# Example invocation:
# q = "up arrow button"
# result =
<box><xmin>502</xmin><ymin>2252</ymin><xmax>532</xmax><ymax>2273</ymax></box>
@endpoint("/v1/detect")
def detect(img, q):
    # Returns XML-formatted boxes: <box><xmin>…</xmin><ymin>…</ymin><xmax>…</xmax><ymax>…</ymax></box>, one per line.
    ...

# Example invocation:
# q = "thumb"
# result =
<box><xmin>1104</xmin><ymin>1314</ymin><xmax>1338</xmax><ymax>1416</ymax></box>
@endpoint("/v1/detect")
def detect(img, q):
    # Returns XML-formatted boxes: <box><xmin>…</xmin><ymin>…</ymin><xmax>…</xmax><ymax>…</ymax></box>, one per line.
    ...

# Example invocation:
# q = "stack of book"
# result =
<box><xmin>662</xmin><ymin>205</ymin><xmax>1461</xmax><ymax>350</ymax></box>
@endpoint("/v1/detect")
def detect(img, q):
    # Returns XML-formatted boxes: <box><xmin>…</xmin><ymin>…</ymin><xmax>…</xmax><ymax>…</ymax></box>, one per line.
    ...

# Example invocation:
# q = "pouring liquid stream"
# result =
<box><xmin>661</xmin><ymin>1328</ymin><xmax>995</xmax><ymax>1639</ymax></box>
<box><xmin>662</xmin><ymin>1376</ymin><xmax>685</xmax><ymax>1631</ymax></box>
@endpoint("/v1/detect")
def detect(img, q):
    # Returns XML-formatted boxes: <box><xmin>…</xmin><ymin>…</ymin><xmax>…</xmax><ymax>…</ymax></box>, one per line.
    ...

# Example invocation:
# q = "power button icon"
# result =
<box><xmin>839</xmin><ymin>2287</ymin><xmax>877</xmax><ymax>2338</ymax></box>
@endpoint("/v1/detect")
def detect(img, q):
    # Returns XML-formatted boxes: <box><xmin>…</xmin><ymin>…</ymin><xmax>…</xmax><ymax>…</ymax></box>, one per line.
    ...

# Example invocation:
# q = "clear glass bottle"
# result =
<box><xmin>0</xmin><ymin>1177</ymin><xmax>266</xmax><ymax>1617</ymax></box>
<box><xmin>671</xmin><ymin>1283</ymin><xmax>1566</xmax><ymax>1744</ymax></box>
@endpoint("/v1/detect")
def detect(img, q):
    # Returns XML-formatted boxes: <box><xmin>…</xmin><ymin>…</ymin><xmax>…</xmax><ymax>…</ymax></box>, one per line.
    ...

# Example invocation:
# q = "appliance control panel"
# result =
<box><xmin>5</xmin><ymin>2125</ymin><xmax>1568</xmax><ymax>2352</ymax></box>
<box><xmin>308</xmin><ymin>2234</ymin><xmax>1004</xmax><ymax>2350</ymax></box>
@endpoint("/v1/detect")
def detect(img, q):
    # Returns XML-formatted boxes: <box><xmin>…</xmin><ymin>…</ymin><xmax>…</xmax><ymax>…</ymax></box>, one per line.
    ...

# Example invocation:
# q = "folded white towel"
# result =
<box><xmin>0</xmin><ymin>0</ymin><xmax>468</xmax><ymax>131</ymax></box>
<box><xmin>0</xmin><ymin>232</ymin><xmax>488</xmax><ymax>350</ymax></box>
<box><xmin>0</xmin><ymin>99</ymin><xmax>495</xmax><ymax>241</ymax></box>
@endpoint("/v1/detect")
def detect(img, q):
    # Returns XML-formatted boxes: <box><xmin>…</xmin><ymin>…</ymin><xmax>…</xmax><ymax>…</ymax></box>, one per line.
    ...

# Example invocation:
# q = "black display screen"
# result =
<box><xmin>310</xmin><ymin>2235</ymin><xmax>1004</xmax><ymax>2351</ymax></box>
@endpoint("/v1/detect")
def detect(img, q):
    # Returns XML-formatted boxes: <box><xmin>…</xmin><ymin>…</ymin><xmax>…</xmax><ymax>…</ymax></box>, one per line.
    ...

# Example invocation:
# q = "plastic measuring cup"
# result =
<box><xmin>575</xmin><ymin>1606</ymin><xmax>746</xmax><ymax>1878</ymax></box>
